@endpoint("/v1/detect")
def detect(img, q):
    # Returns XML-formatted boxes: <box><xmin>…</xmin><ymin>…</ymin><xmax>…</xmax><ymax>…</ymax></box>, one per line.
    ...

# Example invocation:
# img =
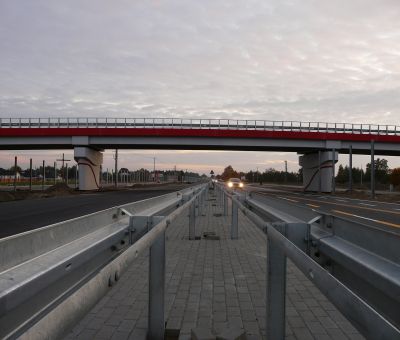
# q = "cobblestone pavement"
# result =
<box><xmin>66</xmin><ymin>191</ymin><xmax>364</xmax><ymax>340</ymax></box>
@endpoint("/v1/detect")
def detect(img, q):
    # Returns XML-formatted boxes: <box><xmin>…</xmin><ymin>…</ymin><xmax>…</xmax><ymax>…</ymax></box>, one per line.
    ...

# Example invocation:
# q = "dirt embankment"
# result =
<box><xmin>0</xmin><ymin>183</ymin><xmax>76</xmax><ymax>202</ymax></box>
<box><xmin>0</xmin><ymin>182</ymin><xmax>200</xmax><ymax>202</ymax></box>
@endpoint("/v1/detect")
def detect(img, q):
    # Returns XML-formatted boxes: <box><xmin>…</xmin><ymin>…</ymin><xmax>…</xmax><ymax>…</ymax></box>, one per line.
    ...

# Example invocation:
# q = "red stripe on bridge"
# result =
<box><xmin>1</xmin><ymin>128</ymin><xmax>400</xmax><ymax>143</ymax></box>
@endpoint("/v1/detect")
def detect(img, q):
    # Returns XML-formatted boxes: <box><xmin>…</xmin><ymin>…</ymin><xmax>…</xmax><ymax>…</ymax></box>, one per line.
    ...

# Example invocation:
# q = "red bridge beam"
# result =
<box><xmin>1</xmin><ymin>128</ymin><xmax>400</xmax><ymax>143</ymax></box>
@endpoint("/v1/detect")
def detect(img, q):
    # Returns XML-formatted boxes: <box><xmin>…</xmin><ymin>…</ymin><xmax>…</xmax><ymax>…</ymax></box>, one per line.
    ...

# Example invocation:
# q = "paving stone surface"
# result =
<box><xmin>66</xmin><ymin>191</ymin><xmax>364</xmax><ymax>340</ymax></box>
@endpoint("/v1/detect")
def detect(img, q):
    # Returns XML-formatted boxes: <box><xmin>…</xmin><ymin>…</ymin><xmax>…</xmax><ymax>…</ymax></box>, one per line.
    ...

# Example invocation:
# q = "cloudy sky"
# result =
<box><xmin>0</xmin><ymin>0</ymin><xmax>400</xmax><ymax>173</ymax></box>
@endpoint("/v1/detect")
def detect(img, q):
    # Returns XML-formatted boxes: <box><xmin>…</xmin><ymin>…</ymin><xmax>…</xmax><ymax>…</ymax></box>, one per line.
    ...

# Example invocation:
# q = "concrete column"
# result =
<box><xmin>74</xmin><ymin>147</ymin><xmax>103</xmax><ymax>191</ymax></box>
<box><xmin>299</xmin><ymin>151</ymin><xmax>338</xmax><ymax>192</ymax></box>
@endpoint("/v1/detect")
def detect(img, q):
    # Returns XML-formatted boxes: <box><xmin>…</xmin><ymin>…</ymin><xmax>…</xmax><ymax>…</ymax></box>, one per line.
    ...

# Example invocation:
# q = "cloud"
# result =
<box><xmin>1</xmin><ymin>1</ymin><xmax>400</xmax><ymax>171</ymax></box>
<box><xmin>0</xmin><ymin>0</ymin><xmax>400</xmax><ymax>123</ymax></box>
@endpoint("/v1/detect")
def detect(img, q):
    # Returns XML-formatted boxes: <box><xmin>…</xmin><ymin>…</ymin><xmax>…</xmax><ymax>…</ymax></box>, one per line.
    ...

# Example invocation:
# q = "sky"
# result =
<box><xmin>1</xmin><ymin>0</ymin><xmax>400</xmax><ymax>173</ymax></box>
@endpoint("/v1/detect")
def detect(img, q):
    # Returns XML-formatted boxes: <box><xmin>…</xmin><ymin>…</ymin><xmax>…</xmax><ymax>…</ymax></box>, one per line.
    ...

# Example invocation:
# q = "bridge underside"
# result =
<box><xmin>0</xmin><ymin>136</ymin><xmax>400</xmax><ymax>155</ymax></box>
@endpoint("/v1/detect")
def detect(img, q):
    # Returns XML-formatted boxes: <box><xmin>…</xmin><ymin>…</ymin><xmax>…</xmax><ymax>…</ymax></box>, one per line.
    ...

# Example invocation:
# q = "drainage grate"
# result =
<box><xmin>165</xmin><ymin>328</ymin><xmax>180</xmax><ymax>340</ymax></box>
<box><xmin>203</xmin><ymin>231</ymin><xmax>220</xmax><ymax>240</ymax></box>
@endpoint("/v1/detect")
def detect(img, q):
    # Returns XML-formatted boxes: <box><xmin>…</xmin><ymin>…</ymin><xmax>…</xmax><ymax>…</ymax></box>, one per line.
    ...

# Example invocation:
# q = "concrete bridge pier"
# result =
<box><xmin>74</xmin><ymin>147</ymin><xmax>103</xmax><ymax>190</ymax></box>
<box><xmin>299</xmin><ymin>150</ymin><xmax>338</xmax><ymax>192</ymax></box>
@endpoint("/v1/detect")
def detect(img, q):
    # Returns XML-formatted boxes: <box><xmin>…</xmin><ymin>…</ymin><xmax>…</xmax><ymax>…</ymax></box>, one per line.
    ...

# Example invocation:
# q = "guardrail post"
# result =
<box><xmin>200</xmin><ymin>189</ymin><xmax>205</xmax><ymax>215</ymax></box>
<box><xmin>223</xmin><ymin>190</ymin><xmax>228</xmax><ymax>216</ymax></box>
<box><xmin>231</xmin><ymin>198</ymin><xmax>238</xmax><ymax>239</ymax></box>
<box><xmin>196</xmin><ymin>195</ymin><xmax>200</xmax><ymax>216</ymax></box>
<box><xmin>148</xmin><ymin>216</ymin><xmax>165</xmax><ymax>340</ymax></box>
<box><xmin>266</xmin><ymin>223</ymin><xmax>286</xmax><ymax>340</ymax></box>
<box><xmin>189</xmin><ymin>201</ymin><xmax>196</xmax><ymax>240</ymax></box>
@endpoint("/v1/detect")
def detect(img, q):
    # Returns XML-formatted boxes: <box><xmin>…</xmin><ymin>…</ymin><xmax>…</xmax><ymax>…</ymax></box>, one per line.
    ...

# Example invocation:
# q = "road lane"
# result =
<box><xmin>0</xmin><ymin>186</ymin><xmax>189</xmax><ymax>239</ymax></box>
<box><xmin>249</xmin><ymin>188</ymin><xmax>400</xmax><ymax>233</ymax></box>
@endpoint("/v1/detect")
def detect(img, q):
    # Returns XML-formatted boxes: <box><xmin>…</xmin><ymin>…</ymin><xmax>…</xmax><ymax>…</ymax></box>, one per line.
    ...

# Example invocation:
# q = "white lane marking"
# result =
<box><xmin>349</xmin><ymin>214</ymin><xmax>376</xmax><ymax>223</ymax></box>
<box><xmin>277</xmin><ymin>196</ymin><xmax>298</xmax><ymax>203</ymax></box>
<box><xmin>335</xmin><ymin>199</ymin><xmax>348</xmax><ymax>202</ymax></box>
<box><xmin>333</xmin><ymin>210</ymin><xmax>400</xmax><ymax>228</ymax></box>
<box><xmin>336</xmin><ymin>196</ymin><xmax>400</xmax><ymax>207</ymax></box>
<box><xmin>359</xmin><ymin>202</ymin><xmax>376</xmax><ymax>207</ymax></box>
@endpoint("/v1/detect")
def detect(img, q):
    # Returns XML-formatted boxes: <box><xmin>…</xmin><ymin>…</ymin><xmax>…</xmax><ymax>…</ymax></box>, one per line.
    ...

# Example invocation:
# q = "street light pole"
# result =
<box><xmin>56</xmin><ymin>153</ymin><xmax>71</xmax><ymax>182</ymax></box>
<box><xmin>114</xmin><ymin>149</ymin><xmax>118</xmax><ymax>187</ymax></box>
<box><xmin>284</xmin><ymin>160</ymin><xmax>288</xmax><ymax>183</ymax></box>
<box><xmin>29</xmin><ymin>158</ymin><xmax>33</xmax><ymax>191</ymax></box>
<box><xmin>54</xmin><ymin>162</ymin><xmax>57</xmax><ymax>185</ymax></box>
<box><xmin>42</xmin><ymin>160</ymin><xmax>45</xmax><ymax>190</ymax></box>
<box><xmin>153</xmin><ymin>157</ymin><xmax>156</xmax><ymax>182</ymax></box>
<box><xmin>13</xmin><ymin>156</ymin><xmax>17</xmax><ymax>192</ymax></box>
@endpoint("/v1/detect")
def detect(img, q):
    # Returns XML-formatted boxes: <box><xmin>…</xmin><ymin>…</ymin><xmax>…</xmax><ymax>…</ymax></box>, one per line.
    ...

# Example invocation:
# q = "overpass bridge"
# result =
<box><xmin>1</xmin><ymin>117</ymin><xmax>399</xmax><ymax>191</ymax></box>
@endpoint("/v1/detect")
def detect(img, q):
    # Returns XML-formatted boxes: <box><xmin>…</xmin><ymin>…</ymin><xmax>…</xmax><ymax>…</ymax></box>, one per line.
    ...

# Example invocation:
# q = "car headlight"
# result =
<box><xmin>228</xmin><ymin>182</ymin><xmax>233</xmax><ymax>187</ymax></box>
<box><xmin>239</xmin><ymin>183</ymin><xmax>244</xmax><ymax>188</ymax></box>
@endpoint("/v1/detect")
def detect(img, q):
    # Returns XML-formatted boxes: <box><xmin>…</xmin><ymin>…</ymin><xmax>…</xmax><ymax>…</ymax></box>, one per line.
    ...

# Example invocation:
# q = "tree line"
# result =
<box><xmin>218</xmin><ymin>160</ymin><xmax>400</xmax><ymax>187</ymax></box>
<box><xmin>0</xmin><ymin>165</ymin><xmax>77</xmax><ymax>179</ymax></box>
<box><xmin>217</xmin><ymin>165</ymin><xmax>301</xmax><ymax>184</ymax></box>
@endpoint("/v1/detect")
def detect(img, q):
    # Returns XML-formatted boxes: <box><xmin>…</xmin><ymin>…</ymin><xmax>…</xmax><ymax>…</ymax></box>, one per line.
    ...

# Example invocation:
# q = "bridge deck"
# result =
<box><xmin>65</xmin><ymin>191</ymin><xmax>364</xmax><ymax>340</ymax></box>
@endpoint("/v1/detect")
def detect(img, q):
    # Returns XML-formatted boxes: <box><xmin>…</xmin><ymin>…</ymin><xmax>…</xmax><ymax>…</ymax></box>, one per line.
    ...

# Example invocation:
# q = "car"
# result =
<box><xmin>226</xmin><ymin>178</ymin><xmax>244</xmax><ymax>189</ymax></box>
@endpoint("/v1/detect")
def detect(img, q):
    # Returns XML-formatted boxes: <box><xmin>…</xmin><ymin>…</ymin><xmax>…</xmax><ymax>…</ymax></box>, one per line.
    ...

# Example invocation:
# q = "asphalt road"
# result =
<box><xmin>0</xmin><ymin>187</ymin><xmax>184</xmax><ymax>239</ymax></box>
<box><xmin>246</xmin><ymin>185</ymin><xmax>400</xmax><ymax>234</ymax></box>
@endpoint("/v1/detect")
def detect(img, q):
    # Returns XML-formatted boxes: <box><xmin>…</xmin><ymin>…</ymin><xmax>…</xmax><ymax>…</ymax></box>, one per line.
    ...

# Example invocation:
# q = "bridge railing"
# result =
<box><xmin>0</xmin><ymin>117</ymin><xmax>399</xmax><ymax>135</ymax></box>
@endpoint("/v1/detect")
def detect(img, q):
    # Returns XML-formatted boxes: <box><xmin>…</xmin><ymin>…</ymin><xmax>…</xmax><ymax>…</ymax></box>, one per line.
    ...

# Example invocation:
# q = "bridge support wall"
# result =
<box><xmin>299</xmin><ymin>151</ymin><xmax>338</xmax><ymax>192</ymax></box>
<box><xmin>74</xmin><ymin>147</ymin><xmax>103</xmax><ymax>190</ymax></box>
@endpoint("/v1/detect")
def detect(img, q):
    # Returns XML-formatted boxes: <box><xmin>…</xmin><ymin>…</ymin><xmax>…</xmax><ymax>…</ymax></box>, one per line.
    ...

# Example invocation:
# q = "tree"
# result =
<box><xmin>9</xmin><ymin>165</ymin><xmax>22</xmax><ymax>174</ymax></box>
<box><xmin>220</xmin><ymin>165</ymin><xmax>238</xmax><ymax>181</ymax></box>
<box><xmin>336</xmin><ymin>165</ymin><xmax>347</xmax><ymax>184</ymax></box>
<box><xmin>365</xmin><ymin>158</ymin><xmax>389</xmax><ymax>184</ymax></box>
<box><xmin>390</xmin><ymin>168</ymin><xmax>400</xmax><ymax>187</ymax></box>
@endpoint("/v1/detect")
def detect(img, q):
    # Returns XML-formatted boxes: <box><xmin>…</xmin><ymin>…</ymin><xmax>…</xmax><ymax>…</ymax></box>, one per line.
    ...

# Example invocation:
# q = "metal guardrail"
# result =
<box><xmin>214</xmin><ymin>184</ymin><xmax>400</xmax><ymax>340</ymax></box>
<box><xmin>0</xmin><ymin>117</ymin><xmax>399</xmax><ymax>136</ymax></box>
<box><xmin>0</xmin><ymin>184</ymin><xmax>208</xmax><ymax>340</ymax></box>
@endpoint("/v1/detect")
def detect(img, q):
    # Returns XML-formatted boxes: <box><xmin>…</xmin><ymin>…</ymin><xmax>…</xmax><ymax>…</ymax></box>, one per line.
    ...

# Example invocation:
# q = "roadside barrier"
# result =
<box><xmin>216</xmin><ymin>183</ymin><xmax>400</xmax><ymax>340</ymax></box>
<box><xmin>0</xmin><ymin>184</ymin><xmax>208</xmax><ymax>340</ymax></box>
